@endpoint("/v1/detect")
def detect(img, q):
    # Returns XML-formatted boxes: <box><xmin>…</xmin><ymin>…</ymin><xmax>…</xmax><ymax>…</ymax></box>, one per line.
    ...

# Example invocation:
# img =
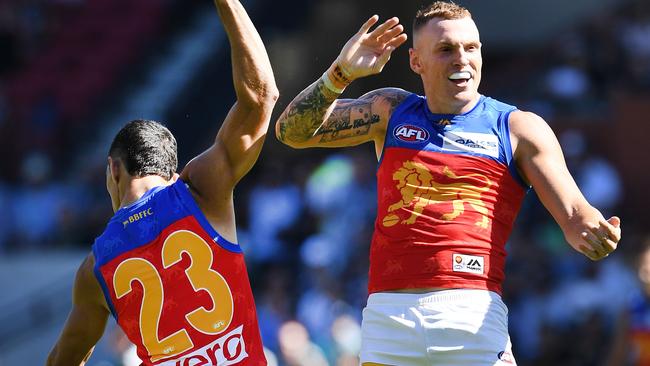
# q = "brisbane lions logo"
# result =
<box><xmin>382</xmin><ymin>161</ymin><xmax>492</xmax><ymax>228</ymax></box>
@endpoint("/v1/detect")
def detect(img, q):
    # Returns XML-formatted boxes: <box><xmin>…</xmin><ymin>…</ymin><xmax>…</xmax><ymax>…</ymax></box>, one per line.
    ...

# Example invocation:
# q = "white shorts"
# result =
<box><xmin>360</xmin><ymin>289</ymin><xmax>516</xmax><ymax>366</ymax></box>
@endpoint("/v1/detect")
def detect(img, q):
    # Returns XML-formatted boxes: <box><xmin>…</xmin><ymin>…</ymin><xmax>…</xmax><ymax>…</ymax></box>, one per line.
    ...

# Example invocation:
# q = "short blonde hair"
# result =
<box><xmin>413</xmin><ymin>1</ymin><xmax>472</xmax><ymax>33</ymax></box>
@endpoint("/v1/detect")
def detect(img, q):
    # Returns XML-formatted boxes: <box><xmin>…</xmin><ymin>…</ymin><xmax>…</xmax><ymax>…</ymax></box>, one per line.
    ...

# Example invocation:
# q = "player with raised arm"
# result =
<box><xmin>276</xmin><ymin>2</ymin><xmax>621</xmax><ymax>364</ymax></box>
<box><xmin>47</xmin><ymin>0</ymin><xmax>278</xmax><ymax>365</ymax></box>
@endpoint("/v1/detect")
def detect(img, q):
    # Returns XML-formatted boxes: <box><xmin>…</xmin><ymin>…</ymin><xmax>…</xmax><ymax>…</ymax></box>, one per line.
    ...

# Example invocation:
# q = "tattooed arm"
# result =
<box><xmin>276</xmin><ymin>15</ymin><xmax>408</xmax><ymax>157</ymax></box>
<box><xmin>276</xmin><ymin>82</ymin><xmax>409</xmax><ymax>155</ymax></box>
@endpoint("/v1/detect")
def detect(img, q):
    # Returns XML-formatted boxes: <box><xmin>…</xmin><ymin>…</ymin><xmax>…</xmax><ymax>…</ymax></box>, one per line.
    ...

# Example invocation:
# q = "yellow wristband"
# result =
<box><xmin>322</xmin><ymin>62</ymin><xmax>353</xmax><ymax>94</ymax></box>
<box><xmin>322</xmin><ymin>71</ymin><xmax>345</xmax><ymax>94</ymax></box>
<box><xmin>330</xmin><ymin>63</ymin><xmax>353</xmax><ymax>86</ymax></box>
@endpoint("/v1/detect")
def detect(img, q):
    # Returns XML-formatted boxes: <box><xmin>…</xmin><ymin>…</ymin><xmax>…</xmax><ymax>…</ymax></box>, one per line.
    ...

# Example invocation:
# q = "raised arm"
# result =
<box><xmin>275</xmin><ymin>15</ymin><xmax>409</xmax><ymax>156</ymax></box>
<box><xmin>510</xmin><ymin>111</ymin><xmax>621</xmax><ymax>261</ymax></box>
<box><xmin>181</xmin><ymin>0</ymin><xmax>278</xmax><ymax>198</ymax></box>
<box><xmin>47</xmin><ymin>254</ymin><xmax>110</xmax><ymax>366</ymax></box>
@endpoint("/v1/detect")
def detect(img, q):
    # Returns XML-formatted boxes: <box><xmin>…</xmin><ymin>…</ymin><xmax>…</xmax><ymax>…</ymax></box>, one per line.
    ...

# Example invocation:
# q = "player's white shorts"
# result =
<box><xmin>359</xmin><ymin>289</ymin><xmax>516</xmax><ymax>366</ymax></box>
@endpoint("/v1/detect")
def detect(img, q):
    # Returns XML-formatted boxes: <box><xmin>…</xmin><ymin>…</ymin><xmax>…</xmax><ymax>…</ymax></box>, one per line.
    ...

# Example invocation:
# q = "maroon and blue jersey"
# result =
<box><xmin>92</xmin><ymin>180</ymin><xmax>265</xmax><ymax>365</ymax></box>
<box><xmin>370</xmin><ymin>93</ymin><xmax>529</xmax><ymax>294</ymax></box>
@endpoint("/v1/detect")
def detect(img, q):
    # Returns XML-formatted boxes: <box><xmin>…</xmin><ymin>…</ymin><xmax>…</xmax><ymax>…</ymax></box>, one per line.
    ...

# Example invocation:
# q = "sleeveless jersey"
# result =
<box><xmin>92</xmin><ymin>180</ymin><xmax>265</xmax><ymax>366</ymax></box>
<box><xmin>369</xmin><ymin>93</ymin><xmax>528</xmax><ymax>294</ymax></box>
<box><xmin>628</xmin><ymin>292</ymin><xmax>650</xmax><ymax>365</ymax></box>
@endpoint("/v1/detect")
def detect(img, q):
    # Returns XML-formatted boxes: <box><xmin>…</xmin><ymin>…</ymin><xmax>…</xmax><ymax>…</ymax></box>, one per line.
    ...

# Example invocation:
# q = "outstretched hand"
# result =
<box><xmin>578</xmin><ymin>216</ymin><xmax>621</xmax><ymax>261</ymax></box>
<box><xmin>336</xmin><ymin>15</ymin><xmax>408</xmax><ymax>81</ymax></box>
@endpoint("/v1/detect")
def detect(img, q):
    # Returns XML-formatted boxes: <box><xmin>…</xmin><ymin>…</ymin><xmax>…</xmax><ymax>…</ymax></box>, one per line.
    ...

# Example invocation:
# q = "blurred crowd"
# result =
<box><xmin>1</xmin><ymin>0</ymin><xmax>650</xmax><ymax>365</ymax></box>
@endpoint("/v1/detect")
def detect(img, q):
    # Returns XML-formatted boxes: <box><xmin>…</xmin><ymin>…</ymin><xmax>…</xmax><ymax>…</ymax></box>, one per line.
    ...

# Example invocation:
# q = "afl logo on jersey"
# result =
<box><xmin>394</xmin><ymin>124</ymin><xmax>429</xmax><ymax>143</ymax></box>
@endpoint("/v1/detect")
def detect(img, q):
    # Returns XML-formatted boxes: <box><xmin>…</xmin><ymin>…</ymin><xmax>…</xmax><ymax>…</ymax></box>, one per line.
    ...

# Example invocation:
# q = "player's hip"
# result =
<box><xmin>360</xmin><ymin>289</ymin><xmax>515</xmax><ymax>365</ymax></box>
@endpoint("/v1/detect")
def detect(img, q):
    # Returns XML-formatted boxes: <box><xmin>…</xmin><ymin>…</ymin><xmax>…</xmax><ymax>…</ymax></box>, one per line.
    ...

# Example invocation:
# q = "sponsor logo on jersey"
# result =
<box><xmin>123</xmin><ymin>207</ymin><xmax>154</xmax><ymax>227</ymax></box>
<box><xmin>158</xmin><ymin>325</ymin><xmax>248</xmax><ymax>366</ymax></box>
<box><xmin>452</xmin><ymin>253</ymin><xmax>484</xmax><ymax>274</ymax></box>
<box><xmin>442</xmin><ymin>131</ymin><xmax>499</xmax><ymax>158</ymax></box>
<box><xmin>394</xmin><ymin>124</ymin><xmax>429</xmax><ymax>143</ymax></box>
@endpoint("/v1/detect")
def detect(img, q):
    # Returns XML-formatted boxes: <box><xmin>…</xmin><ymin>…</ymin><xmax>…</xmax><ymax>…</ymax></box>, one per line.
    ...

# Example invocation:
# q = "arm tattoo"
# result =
<box><xmin>316</xmin><ymin>99</ymin><xmax>380</xmax><ymax>143</ymax></box>
<box><xmin>316</xmin><ymin>89</ymin><xmax>409</xmax><ymax>143</ymax></box>
<box><xmin>278</xmin><ymin>84</ymin><xmax>409</xmax><ymax>144</ymax></box>
<box><xmin>385</xmin><ymin>90</ymin><xmax>409</xmax><ymax>115</ymax></box>
<box><xmin>278</xmin><ymin>78</ymin><xmax>339</xmax><ymax>143</ymax></box>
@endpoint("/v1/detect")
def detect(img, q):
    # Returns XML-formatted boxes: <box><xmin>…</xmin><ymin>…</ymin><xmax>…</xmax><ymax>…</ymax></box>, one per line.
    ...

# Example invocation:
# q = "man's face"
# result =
<box><xmin>409</xmin><ymin>16</ymin><xmax>482</xmax><ymax>112</ymax></box>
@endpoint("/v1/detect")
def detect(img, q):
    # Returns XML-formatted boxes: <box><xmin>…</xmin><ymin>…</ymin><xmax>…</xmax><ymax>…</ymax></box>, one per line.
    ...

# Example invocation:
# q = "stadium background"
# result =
<box><xmin>0</xmin><ymin>0</ymin><xmax>648</xmax><ymax>364</ymax></box>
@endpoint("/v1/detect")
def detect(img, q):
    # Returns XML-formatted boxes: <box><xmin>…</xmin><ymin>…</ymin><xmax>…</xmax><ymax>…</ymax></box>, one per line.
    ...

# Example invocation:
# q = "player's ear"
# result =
<box><xmin>107</xmin><ymin>156</ymin><xmax>121</xmax><ymax>184</ymax></box>
<box><xmin>409</xmin><ymin>48</ymin><xmax>422</xmax><ymax>74</ymax></box>
<box><xmin>106</xmin><ymin>157</ymin><xmax>122</xmax><ymax>212</ymax></box>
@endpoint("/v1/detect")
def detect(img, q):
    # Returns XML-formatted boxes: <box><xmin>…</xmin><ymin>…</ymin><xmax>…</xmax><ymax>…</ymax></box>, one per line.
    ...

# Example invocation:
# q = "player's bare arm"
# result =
<box><xmin>510</xmin><ymin>110</ymin><xmax>621</xmax><ymax>261</ymax></box>
<box><xmin>182</xmin><ymin>0</ymin><xmax>278</xmax><ymax>190</ymax></box>
<box><xmin>277</xmin><ymin>86</ymin><xmax>409</xmax><ymax>152</ymax></box>
<box><xmin>47</xmin><ymin>254</ymin><xmax>110</xmax><ymax>366</ymax></box>
<box><xmin>210</xmin><ymin>0</ymin><xmax>278</xmax><ymax>184</ymax></box>
<box><xmin>180</xmin><ymin>0</ymin><xmax>277</xmax><ymax>235</ymax></box>
<box><xmin>275</xmin><ymin>15</ymin><xmax>408</xmax><ymax>154</ymax></box>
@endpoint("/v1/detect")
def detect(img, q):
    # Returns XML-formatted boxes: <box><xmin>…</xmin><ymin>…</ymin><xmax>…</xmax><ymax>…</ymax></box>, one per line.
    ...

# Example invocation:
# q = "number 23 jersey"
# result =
<box><xmin>92</xmin><ymin>180</ymin><xmax>265</xmax><ymax>366</ymax></box>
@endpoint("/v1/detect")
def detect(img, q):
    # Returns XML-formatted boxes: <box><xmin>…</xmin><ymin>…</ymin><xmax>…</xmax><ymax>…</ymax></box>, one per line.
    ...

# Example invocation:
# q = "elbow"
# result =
<box><xmin>240</xmin><ymin>84</ymin><xmax>279</xmax><ymax>111</ymax></box>
<box><xmin>274</xmin><ymin>122</ymin><xmax>309</xmax><ymax>149</ymax></box>
<box><xmin>255</xmin><ymin>84</ymin><xmax>280</xmax><ymax>109</ymax></box>
<box><xmin>269</xmin><ymin>84</ymin><xmax>280</xmax><ymax>101</ymax></box>
<box><xmin>261</xmin><ymin>84</ymin><xmax>280</xmax><ymax>106</ymax></box>
<box><xmin>274</xmin><ymin>123</ymin><xmax>292</xmax><ymax>146</ymax></box>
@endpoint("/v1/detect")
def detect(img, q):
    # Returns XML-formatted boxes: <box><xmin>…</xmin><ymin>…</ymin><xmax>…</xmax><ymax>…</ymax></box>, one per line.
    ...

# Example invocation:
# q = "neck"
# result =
<box><xmin>118</xmin><ymin>175</ymin><xmax>171</xmax><ymax>209</ymax></box>
<box><xmin>425</xmin><ymin>93</ymin><xmax>481</xmax><ymax>115</ymax></box>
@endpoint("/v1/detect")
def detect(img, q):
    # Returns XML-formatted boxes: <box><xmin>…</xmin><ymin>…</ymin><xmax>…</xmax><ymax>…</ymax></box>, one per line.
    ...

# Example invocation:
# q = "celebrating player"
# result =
<box><xmin>275</xmin><ymin>1</ymin><xmax>621</xmax><ymax>364</ymax></box>
<box><xmin>47</xmin><ymin>0</ymin><xmax>278</xmax><ymax>365</ymax></box>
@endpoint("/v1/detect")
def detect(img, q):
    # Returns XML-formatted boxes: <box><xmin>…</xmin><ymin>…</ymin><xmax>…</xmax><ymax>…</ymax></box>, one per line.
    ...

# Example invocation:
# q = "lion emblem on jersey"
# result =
<box><xmin>382</xmin><ymin>161</ymin><xmax>492</xmax><ymax>228</ymax></box>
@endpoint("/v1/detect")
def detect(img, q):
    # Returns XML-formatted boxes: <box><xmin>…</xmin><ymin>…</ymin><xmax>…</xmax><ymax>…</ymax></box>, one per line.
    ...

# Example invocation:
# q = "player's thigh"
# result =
<box><xmin>421</xmin><ymin>293</ymin><xmax>516</xmax><ymax>365</ymax></box>
<box><xmin>359</xmin><ymin>301</ymin><xmax>426</xmax><ymax>366</ymax></box>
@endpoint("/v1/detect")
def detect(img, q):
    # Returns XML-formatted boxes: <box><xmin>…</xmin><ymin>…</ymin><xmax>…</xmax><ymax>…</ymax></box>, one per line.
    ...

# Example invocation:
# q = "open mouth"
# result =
<box><xmin>448</xmin><ymin>71</ymin><xmax>472</xmax><ymax>86</ymax></box>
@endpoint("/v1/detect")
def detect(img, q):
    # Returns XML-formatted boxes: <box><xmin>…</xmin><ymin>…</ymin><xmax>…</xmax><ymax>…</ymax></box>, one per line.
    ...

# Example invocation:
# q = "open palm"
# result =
<box><xmin>338</xmin><ymin>15</ymin><xmax>408</xmax><ymax>80</ymax></box>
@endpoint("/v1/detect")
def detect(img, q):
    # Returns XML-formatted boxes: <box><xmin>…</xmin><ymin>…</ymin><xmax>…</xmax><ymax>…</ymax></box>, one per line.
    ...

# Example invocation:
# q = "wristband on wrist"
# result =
<box><xmin>322</xmin><ymin>71</ymin><xmax>345</xmax><ymax>94</ymax></box>
<box><xmin>322</xmin><ymin>62</ymin><xmax>353</xmax><ymax>94</ymax></box>
<box><xmin>331</xmin><ymin>63</ymin><xmax>352</xmax><ymax>85</ymax></box>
